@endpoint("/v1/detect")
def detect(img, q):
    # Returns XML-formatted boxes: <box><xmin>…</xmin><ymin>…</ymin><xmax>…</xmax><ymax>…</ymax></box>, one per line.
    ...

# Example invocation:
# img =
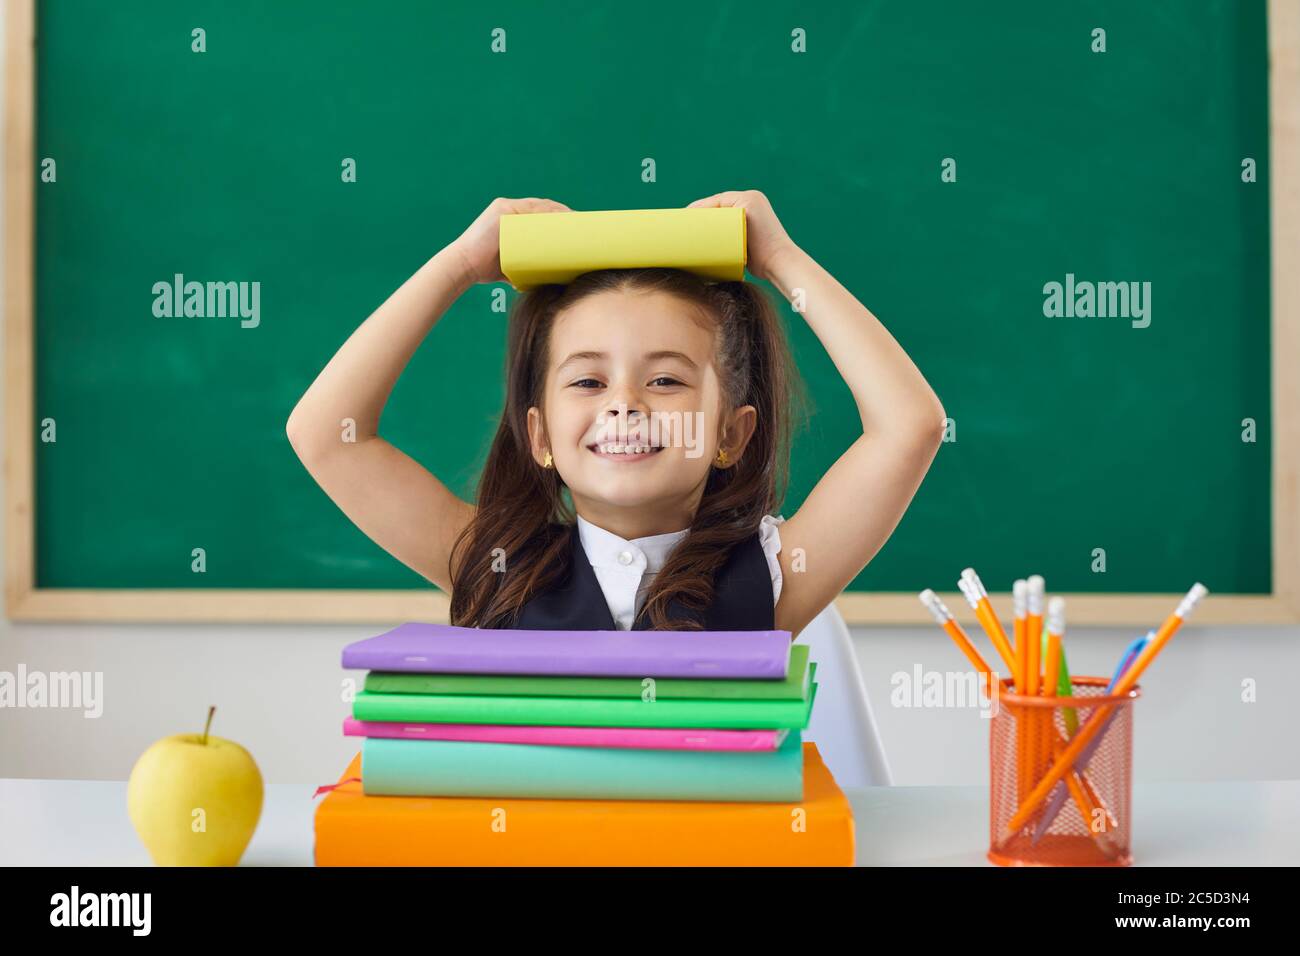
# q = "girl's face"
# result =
<box><xmin>527</xmin><ymin>289</ymin><xmax>755</xmax><ymax>533</ymax></box>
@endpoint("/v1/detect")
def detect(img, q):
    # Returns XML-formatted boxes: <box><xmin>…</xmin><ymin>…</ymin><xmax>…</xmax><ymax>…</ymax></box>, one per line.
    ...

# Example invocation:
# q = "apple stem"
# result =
<box><xmin>202</xmin><ymin>706</ymin><xmax>215</xmax><ymax>746</ymax></box>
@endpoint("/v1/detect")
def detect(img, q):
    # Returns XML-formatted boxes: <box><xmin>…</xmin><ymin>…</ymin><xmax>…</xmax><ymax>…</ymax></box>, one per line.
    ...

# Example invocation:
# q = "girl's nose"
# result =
<box><xmin>601</xmin><ymin>389</ymin><xmax>648</xmax><ymax>420</ymax></box>
<box><xmin>603</xmin><ymin>403</ymin><xmax>645</xmax><ymax>419</ymax></box>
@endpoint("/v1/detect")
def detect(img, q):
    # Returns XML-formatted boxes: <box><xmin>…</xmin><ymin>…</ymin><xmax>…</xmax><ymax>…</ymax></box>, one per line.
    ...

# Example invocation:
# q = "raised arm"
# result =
<box><xmin>689</xmin><ymin>190</ymin><xmax>946</xmax><ymax>637</ymax></box>
<box><xmin>285</xmin><ymin>197</ymin><xmax>569</xmax><ymax>591</ymax></box>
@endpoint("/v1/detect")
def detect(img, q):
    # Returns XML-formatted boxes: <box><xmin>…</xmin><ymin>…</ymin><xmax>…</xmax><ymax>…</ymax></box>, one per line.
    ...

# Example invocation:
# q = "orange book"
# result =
<box><xmin>315</xmin><ymin>742</ymin><xmax>854</xmax><ymax>866</ymax></box>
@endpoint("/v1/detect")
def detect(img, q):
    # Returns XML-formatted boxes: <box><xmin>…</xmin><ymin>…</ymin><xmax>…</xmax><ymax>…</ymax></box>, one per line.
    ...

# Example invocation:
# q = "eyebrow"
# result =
<box><xmin>555</xmin><ymin>350</ymin><xmax>699</xmax><ymax>372</ymax></box>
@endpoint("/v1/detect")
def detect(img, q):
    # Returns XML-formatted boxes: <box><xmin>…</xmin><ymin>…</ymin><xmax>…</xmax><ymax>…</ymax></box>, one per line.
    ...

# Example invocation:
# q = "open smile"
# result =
<box><xmin>587</xmin><ymin>442</ymin><xmax>665</xmax><ymax>462</ymax></box>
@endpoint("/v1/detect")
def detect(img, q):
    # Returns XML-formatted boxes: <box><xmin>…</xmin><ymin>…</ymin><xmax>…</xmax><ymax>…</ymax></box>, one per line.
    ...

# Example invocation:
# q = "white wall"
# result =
<box><xmin>3</xmin><ymin>6</ymin><xmax>1296</xmax><ymax>787</ymax></box>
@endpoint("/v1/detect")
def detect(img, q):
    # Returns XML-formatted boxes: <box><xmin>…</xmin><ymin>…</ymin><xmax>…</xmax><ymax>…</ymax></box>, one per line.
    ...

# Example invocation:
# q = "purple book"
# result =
<box><xmin>340</xmin><ymin>623</ymin><xmax>791</xmax><ymax>678</ymax></box>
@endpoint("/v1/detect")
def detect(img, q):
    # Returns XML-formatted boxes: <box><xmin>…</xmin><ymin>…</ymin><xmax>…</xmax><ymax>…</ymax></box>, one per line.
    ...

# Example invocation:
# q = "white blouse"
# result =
<box><xmin>575</xmin><ymin>513</ymin><xmax>786</xmax><ymax>630</ymax></box>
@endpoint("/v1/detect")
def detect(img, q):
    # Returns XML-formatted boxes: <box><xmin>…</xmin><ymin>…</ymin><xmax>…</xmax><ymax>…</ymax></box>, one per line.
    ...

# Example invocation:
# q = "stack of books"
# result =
<box><xmin>314</xmin><ymin>623</ymin><xmax>855</xmax><ymax>865</ymax></box>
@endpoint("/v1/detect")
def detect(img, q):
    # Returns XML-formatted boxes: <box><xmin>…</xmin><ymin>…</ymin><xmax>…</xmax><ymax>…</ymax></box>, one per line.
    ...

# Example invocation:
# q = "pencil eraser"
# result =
<box><xmin>956</xmin><ymin>577</ymin><xmax>980</xmax><ymax>608</ymax></box>
<box><xmin>918</xmin><ymin>589</ymin><xmax>949</xmax><ymax>624</ymax></box>
<box><xmin>1027</xmin><ymin>575</ymin><xmax>1045</xmax><ymax>615</ymax></box>
<box><xmin>1046</xmin><ymin>596</ymin><xmax>1066</xmax><ymax>633</ymax></box>
<box><xmin>1177</xmin><ymin>583</ymin><xmax>1209</xmax><ymax>618</ymax></box>
<box><xmin>960</xmin><ymin>568</ymin><xmax>988</xmax><ymax>598</ymax></box>
<box><xmin>499</xmin><ymin>207</ymin><xmax>747</xmax><ymax>290</ymax></box>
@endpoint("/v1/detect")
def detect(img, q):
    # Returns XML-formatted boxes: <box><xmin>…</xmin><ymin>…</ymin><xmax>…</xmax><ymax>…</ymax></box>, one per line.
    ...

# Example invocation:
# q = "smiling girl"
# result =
<box><xmin>287</xmin><ymin>191</ymin><xmax>944</xmax><ymax>638</ymax></box>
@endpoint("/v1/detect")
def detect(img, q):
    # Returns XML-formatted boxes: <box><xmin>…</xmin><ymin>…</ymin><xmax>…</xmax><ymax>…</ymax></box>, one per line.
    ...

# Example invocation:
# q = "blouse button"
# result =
<box><xmin>617</xmin><ymin>550</ymin><xmax>634</xmax><ymax>566</ymax></box>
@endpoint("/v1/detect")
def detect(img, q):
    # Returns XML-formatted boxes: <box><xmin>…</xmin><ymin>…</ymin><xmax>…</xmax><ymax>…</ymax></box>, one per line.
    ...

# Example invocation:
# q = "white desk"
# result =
<box><xmin>2</xmin><ymin>777</ymin><xmax>1297</xmax><ymax>866</ymax></box>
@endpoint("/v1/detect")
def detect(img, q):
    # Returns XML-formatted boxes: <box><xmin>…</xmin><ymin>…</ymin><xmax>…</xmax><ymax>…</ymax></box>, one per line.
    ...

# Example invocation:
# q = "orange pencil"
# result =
<box><xmin>918</xmin><ymin>589</ymin><xmax>992</xmax><ymax>681</ymax></box>
<box><xmin>1036</xmin><ymin>590</ymin><xmax>1058</xmax><ymax>792</ymax></box>
<box><xmin>1042</xmin><ymin>598</ymin><xmax>1063</xmax><ymax>710</ymax></box>
<box><xmin>1040</xmin><ymin>597</ymin><xmax>1113</xmax><ymax>846</ymax></box>
<box><xmin>1012</xmin><ymin>579</ymin><xmax>1028</xmax><ymax>692</ymax></box>
<box><xmin>1012</xmin><ymin>579</ymin><xmax>1029</xmax><ymax>801</ymax></box>
<box><xmin>1025</xmin><ymin>575</ymin><xmax>1045</xmax><ymax>798</ymax></box>
<box><xmin>960</xmin><ymin>567</ymin><xmax>1047</xmax><ymax>809</ymax></box>
<box><xmin>1025</xmin><ymin>575</ymin><xmax>1044</xmax><ymax>696</ymax></box>
<box><xmin>1024</xmin><ymin>574</ymin><xmax>1045</xmax><ymax>806</ymax></box>
<box><xmin>1002</xmin><ymin>584</ymin><xmax>1208</xmax><ymax>840</ymax></box>
<box><xmin>958</xmin><ymin>569</ymin><xmax>1017</xmax><ymax>674</ymax></box>
<box><xmin>1049</xmin><ymin>728</ymin><xmax>1116</xmax><ymax>845</ymax></box>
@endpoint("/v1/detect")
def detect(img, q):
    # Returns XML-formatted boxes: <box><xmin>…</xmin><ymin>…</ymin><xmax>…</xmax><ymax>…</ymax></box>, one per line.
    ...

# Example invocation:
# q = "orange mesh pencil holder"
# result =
<box><xmin>988</xmin><ymin>676</ymin><xmax>1140</xmax><ymax>867</ymax></box>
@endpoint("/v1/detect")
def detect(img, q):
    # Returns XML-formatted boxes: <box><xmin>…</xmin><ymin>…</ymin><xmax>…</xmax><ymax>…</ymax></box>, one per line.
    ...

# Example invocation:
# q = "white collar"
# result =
<box><xmin>575</xmin><ymin>514</ymin><xmax>689</xmax><ymax>573</ymax></box>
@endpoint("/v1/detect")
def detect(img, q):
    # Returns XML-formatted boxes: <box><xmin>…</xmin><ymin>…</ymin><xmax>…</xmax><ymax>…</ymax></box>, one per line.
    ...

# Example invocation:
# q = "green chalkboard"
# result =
<box><xmin>34</xmin><ymin>0</ymin><xmax>1271</xmax><ymax>595</ymax></box>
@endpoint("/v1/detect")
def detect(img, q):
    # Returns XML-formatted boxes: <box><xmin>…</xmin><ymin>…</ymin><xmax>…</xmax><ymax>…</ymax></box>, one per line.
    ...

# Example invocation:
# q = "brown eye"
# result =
<box><xmin>570</xmin><ymin>378</ymin><xmax>603</xmax><ymax>389</ymax></box>
<box><xmin>650</xmin><ymin>376</ymin><xmax>683</xmax><ymax>387</ymax></box>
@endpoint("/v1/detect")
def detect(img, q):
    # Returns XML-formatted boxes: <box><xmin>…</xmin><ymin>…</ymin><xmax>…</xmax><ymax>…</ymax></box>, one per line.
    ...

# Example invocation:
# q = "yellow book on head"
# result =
<box><xmin>499</xmin><ymin>207</ymin><xmax>747</xmax><ymax>290</ymax></box>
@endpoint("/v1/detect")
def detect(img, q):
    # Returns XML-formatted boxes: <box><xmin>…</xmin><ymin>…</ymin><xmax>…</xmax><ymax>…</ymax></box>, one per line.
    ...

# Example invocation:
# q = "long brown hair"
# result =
<box><xmin>449</xmin><ymin>267</ymin><xmax>802</xmax><ymax>629</ymax></box>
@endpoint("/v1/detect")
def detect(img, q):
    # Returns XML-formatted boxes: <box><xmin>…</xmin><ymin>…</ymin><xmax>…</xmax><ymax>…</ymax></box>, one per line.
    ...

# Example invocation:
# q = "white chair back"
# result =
<box><xmin>793</xmin><ymin>603</ymin><xmax>893</xmax><ymax>788</ymax></box>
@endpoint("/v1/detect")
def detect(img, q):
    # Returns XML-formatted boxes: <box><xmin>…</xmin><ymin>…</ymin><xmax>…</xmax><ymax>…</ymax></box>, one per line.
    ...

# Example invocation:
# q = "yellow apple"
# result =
<box><xmin>127</xmin><ymin>707</ymin><xmax>263</xmax><ymax>866</ymax></box>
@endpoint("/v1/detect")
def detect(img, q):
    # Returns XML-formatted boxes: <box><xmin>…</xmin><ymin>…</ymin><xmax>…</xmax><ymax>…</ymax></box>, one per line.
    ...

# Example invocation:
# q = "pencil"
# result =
<box><xmin>1025</xmin><ymin>575</ymin><xmax>1044</xmax><ymax>696</ymax></box>
<box><xmin>1046</xmin><ymin>597</ymin><xmax>1111</xmax><ymax>804</ymax></box>
<box><xmin>1025</xmin><ymin>575</ymin><xmax>1045</xmax><ymax>803</ymax></box>
<box><xmin>958</xmin><ymin>569</ymin><xmax>1017</xmax><ymax>673</ymax></box>
<box><xmin>1037</xmin><ymin>593</ymin><xmax>1061</xmax><ymax>800</ymax></box>
<box><xmin>918</xmin><ymin>589</ymin><xmax>992</xmax><ymax>679</ymax></box>
<box><xmin>1039</xmin><ymin>597</ymin><xmax>1114</xmax><ymax>847</ymax></box>
<box><xmin>1012</xmin><ymin>579</ymin><xmax>1028</xmax><ymax>802</ymax></box>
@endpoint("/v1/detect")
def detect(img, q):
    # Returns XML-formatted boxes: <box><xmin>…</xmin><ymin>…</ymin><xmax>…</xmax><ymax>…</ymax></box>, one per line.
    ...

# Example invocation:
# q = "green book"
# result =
<box><xmin>364</xmin><ymin>644</ymin><xmax>811</xmax><ymax>700</ymax></box>
<box><xmin>353</xmin><ymin>678</ymin><xmax>818</xmax><ymax>730</ymax></box>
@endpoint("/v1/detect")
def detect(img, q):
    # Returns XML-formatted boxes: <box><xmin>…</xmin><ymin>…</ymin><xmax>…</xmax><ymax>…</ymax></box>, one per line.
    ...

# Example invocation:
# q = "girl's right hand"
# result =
<box><xmin>451</xmin><ymin>197</ymin><xmax>572</xmax><ymax>285</ymax></box>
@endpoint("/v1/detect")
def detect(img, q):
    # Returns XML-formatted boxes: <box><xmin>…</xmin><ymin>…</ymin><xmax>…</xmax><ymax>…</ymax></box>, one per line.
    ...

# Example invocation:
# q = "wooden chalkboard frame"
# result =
<box><xmin>5</xmin><ymin>0</ymin><xmax>1298</xmax><ymax>625</ymax></box>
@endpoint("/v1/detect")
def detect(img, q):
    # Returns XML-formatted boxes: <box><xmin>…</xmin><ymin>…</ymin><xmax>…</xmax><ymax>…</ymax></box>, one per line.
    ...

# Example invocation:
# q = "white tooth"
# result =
<box><xmin>597</xmin><ymin>443</ymin><xmax>658</xmax><ymax>454</ymax></box>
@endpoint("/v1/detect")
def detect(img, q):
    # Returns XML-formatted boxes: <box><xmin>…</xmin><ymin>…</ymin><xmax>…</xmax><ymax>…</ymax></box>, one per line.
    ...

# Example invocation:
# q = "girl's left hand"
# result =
<box><xmin>686</xmin><ymin>190</ymin><xmax>797</xmax><ymax>283</ymax></box>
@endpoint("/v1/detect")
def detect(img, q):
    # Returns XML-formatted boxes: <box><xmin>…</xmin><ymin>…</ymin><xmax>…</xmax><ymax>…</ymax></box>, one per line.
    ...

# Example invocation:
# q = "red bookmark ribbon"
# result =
<box><xmin>312</xmin><ymin>776</ymin><xmax>361</xmax><ymax>798</ymax></box>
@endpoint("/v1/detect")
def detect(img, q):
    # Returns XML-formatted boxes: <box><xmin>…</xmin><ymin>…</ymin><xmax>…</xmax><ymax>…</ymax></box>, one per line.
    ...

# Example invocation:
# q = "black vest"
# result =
<box><xmin>509</xmin><ymin>524</ymin><xmax>774</xmax><ymax>631</ymax></box>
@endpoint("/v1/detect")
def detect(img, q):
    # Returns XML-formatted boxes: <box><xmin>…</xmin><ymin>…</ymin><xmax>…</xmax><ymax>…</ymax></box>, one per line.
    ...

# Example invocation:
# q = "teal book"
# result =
<box><xmin>365</xmin><ymin>644</ymin><xmax>811</xmax><ymax>700</ymax></box>
<box><xmin>352</xmin><ymin>678</ymin><xmax>817</xmax><ymax>729</ymax></box>
<box><xmin>361</xmin><ymin>728</ymin><xmax>804</xmax><ymax>801</ymax></box>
